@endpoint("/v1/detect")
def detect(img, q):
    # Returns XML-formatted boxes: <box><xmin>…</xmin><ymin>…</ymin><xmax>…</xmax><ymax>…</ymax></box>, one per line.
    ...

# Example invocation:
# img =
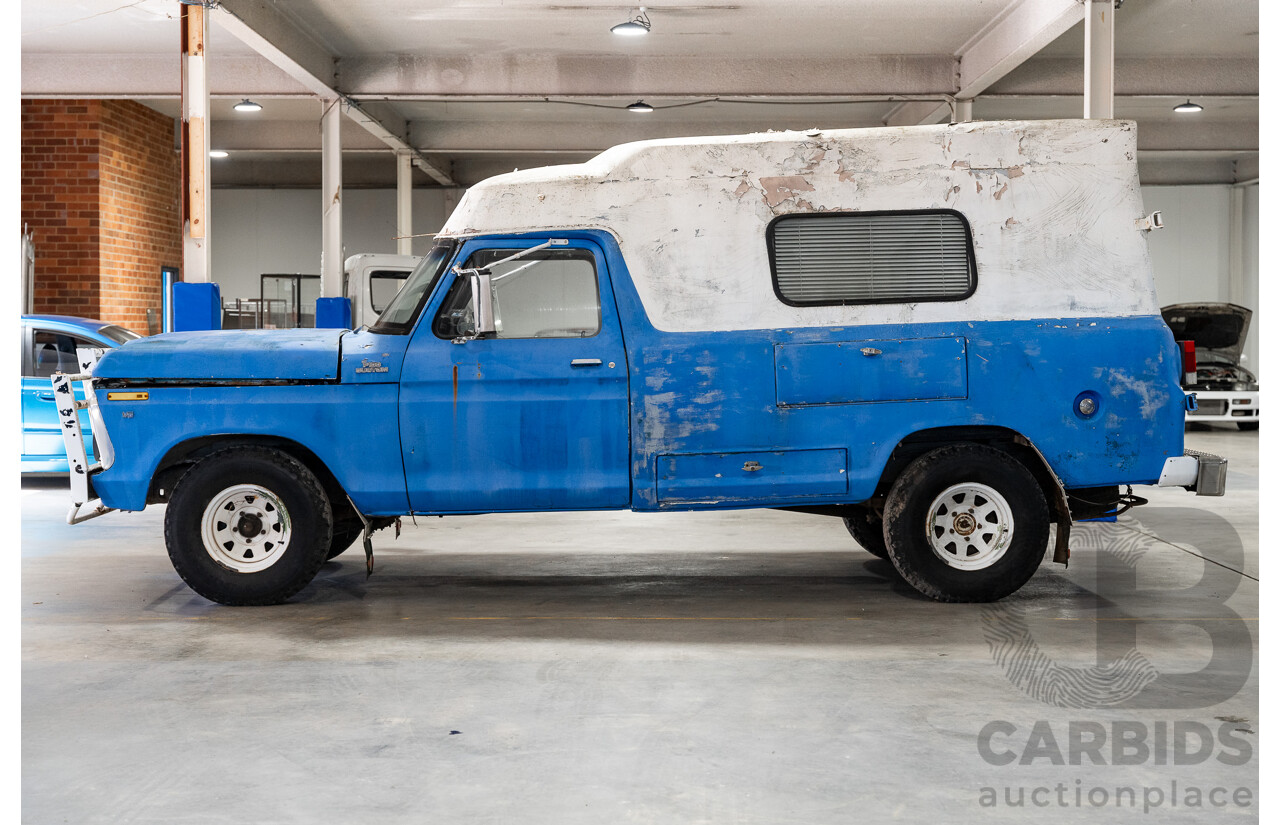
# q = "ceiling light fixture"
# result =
<box><xmin>209</xmin><ymin>150</ymin><xmax>229</xmax><ymax>158</ymax></box>
<box><xmin>1173</xmin><ymin>99</ymin><xmax>1203</xmax><ymax>114</ymax></box>
<box><xmin>626</xmin><ymin>100</ymin><xmax>654</xmax><ymax>113</ymax></box>
<box><xmin>611</xmin><ymin>6</ymin><xmax>651</xmax><ymax>36</ymax></box>
<box><xmin>233</xmin><ymin>98</ymin><xmax>263</xmax><ymax>113</ymax></box>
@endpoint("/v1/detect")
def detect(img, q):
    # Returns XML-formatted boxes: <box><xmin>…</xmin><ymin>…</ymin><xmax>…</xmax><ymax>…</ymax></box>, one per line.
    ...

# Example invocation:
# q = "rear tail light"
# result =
<box><xmin>1178</xmin><ymin>340</ymin><xmax>1197</xmax><ymax>385</ymax></box>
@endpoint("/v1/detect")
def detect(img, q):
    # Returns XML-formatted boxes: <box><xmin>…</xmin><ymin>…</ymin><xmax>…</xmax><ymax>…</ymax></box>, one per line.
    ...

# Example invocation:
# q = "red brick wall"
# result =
<box><xmin>21</xmin><ymin>100</ymin><xmax>181</xmax><ymax>333</ymax></box>
<box><xmin>98</xmin><ymin>101</ymin><xmax>182</xmax><ymax>333</ymax></box>
<box><xmin>21</xmin><ymin>100</ymin><xmax>104</xmax><ymax>319</ymax></box>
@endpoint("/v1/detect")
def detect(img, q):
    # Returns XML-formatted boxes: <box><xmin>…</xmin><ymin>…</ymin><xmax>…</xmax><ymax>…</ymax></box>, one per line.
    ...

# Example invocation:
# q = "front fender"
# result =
<box><xmin>90</xmin><ymin>383</ymin><xmax>409</xmax><ymax>515</ymax></box>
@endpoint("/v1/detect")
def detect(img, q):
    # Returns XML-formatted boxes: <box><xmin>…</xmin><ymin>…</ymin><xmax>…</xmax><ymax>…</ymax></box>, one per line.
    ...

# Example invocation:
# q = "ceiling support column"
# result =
<box><xmin>953</xmin><ymin>99</ymin><xmax>974</xmax><ymax>122</ymax></box>
<box><xmin>396</xmin><ymin>151</ymin><xmax>413</xmax><ymax>256</ymax></box>
<box><xmin>1227</xmin><ymin>184</ymin><xmax>1246</xmax><ymax>305</ymax></box>
<box><xmin>180</xmin><ymin>2</ymin><xmax>210</xmax><ymax>283</ymax></box>
<box><xmin>321</xmin><ymin>97</ymin><xmax>343</xmax><ymax>298</ymax></box>
<box><xmin>1084</xmin><ymin>0</ymin><xmax>1115</xmax><ymax>119</ymax></box>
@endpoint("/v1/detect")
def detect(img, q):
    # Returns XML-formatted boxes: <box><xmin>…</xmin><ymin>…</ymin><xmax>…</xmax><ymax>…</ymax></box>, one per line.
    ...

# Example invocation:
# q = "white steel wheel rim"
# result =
<box><xmin>200</xmin><ymin>484</ymin><xmax>292</xmax><ymax>573</ymax></box>
<box><xmin>926</xmin><ymin>482</ymin><xmax>1015</xmax><ymax>571</ymax></box>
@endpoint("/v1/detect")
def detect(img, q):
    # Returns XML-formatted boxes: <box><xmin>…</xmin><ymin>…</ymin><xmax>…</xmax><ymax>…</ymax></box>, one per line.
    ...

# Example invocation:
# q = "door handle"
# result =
<box><xmin>37</xmin><ymin>393</ymin><xmax>55</xmax><ymax>401</ymax></box>
<box><xmin>860</xmin><ymin>347</ymin><xmax>882</xmax><ymax>357</ymax></box>
<box><xmin>570</xmin><ymin>359</ymin><xmax>603</xmax><ymax>367</ymax></box>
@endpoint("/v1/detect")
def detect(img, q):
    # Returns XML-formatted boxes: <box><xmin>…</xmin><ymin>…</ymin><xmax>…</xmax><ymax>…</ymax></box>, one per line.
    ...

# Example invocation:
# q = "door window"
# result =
<box><xmin>433</xmin><ymin>248</ymin><xmax>601</xmax><ymax>340</ymax></box>
<box><xmin>28</xmin><ymin>331</ymin><xmax>96</xmax><ymax>378</ymax></box>
<box><xmin>369</xmin><ymin>270</ymin><xmax>410</xmax><ymax>314</ymax></box>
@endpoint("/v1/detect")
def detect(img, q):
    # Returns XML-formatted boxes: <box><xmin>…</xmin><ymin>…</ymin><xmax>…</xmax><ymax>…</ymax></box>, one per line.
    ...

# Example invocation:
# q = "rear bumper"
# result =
<box><xmin>1157</xmin><ymin>450</ymin><xmax>1228</xmax><ymax>496</ymax></box>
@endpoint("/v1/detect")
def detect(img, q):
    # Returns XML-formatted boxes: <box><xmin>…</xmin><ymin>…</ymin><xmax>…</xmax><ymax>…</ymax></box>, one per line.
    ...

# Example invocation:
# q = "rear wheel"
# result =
<box><xmin>882</xmin><ymin>444</ymin><xmax>1049</xmax><ymax>602</ymax></box>
<box><xmin>842</xmin><ymin>507</ymin><xmax>888</xmax><ymax>559</ymax></box>
<box><xmin>164</xmin><ymin>447</ymin><xmax>333</xmax><ymax>605</ymax></box>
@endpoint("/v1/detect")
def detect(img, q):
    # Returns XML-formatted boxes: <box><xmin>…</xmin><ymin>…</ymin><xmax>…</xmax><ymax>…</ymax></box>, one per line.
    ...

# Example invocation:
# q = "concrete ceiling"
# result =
<box><xmin>22</xmin><ymin>0</ymin><xmax>1259</xmax><ymax>188</ymax></box>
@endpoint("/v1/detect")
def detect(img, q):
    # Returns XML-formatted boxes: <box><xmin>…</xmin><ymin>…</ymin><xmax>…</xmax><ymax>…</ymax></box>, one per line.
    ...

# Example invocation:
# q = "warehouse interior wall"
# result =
<box><xmin>212</xmin><ymin>183</ymin><xmax>1262</xmax><ymax>376</ymax></box>
<box><xmin>208</xmin><ymin>188</ymin><xmax>456</xmax><ymax>303</ymax></box>
<box><xmin>21</xmin><ymin>100</ymin><xmax>182</xmax><ymax>333</ymax></box>
<box><xmin>1142</xmin><ymin>184</ymin><xmax>1261</xmax><ymax>377</ymax></box>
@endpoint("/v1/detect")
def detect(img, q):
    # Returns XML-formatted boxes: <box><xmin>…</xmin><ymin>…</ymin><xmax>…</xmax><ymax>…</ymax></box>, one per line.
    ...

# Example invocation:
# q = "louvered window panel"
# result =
<box><xmin>769</xmin><ymin>211</ymin><xmax>975</xmax><ymax>306</ymax></box>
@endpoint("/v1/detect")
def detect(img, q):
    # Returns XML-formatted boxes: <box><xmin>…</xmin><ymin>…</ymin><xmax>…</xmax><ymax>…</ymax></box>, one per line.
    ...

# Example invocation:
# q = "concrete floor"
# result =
<box><xmin>23</xmin><ymin>429</ymin><xmax>1258</xmax><ymax>824</ymax></box>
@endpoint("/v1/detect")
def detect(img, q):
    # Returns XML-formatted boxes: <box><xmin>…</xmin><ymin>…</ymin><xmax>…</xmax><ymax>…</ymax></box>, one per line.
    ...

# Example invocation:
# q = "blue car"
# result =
<box><xmin>21</xmin><ymin>315</ymin><xmax>140</xmax><ymax>474</ymax></box>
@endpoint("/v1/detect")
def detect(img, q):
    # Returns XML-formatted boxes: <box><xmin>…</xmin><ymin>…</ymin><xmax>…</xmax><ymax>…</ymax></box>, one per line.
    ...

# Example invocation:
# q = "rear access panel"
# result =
<box><xmin>775</xmin><ymin>337</ymin><xmax>968</xmax><ymax>406</ymax></box>
<box><xmin>656</xmin><ymin>448</ymin><xmax>848</xmax><ymax>506</ymax></box>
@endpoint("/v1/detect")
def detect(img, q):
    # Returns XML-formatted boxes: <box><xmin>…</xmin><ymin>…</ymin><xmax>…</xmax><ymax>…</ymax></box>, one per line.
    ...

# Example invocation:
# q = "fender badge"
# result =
<box><xmin>355</xmin><ymin>359</ymin><xmax>389</xmax><ymax>374</ymax></box>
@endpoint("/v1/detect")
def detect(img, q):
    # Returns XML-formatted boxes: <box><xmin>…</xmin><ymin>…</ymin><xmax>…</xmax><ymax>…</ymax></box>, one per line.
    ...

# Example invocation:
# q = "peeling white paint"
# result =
<box><xmin>1108</xmin><ymin>368</ymin><xmax>1167</xmax><ymax>421</ymax></box>
<box><xmin>442</xmin><ymin>119</ymin><xmax>1157</xmax><ymax>333</ymax></box>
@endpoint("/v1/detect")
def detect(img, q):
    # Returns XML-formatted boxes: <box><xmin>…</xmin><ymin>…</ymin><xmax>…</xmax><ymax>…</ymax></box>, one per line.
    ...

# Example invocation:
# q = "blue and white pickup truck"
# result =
<box><xmin>55</xmin><ymin>119</ymin><xmax>1225</xmax><ymax>605</ymax></box>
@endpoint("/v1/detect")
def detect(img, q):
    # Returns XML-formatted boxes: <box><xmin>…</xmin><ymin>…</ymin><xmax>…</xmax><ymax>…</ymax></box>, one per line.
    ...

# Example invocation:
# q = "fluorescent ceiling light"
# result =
<box><xmin>1173</xmin><ymin>99</ymin><xmax>1203</xmax><ymax>114</ymax></box>
<box><xmin>626</xmin><ymin>100</ymin><xmax>654</xmax><ymax>113</ymax></box>
<box><xmin>611</xmin><ymin>7</ymin><xmax>650</xmax><ymax>36</ymax></box>
<box><xmin>233</xmin><ymin>99</ymin><xmax>263</xmax><ymax>113</ymax></box>
<box><xmin>209</xmin><ymin>150</ymin><xmax>229</xmax><ymax>158</ymax></box>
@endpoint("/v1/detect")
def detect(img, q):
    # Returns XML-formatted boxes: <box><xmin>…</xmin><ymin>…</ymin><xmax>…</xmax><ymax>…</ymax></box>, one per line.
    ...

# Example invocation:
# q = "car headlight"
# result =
<box><xmin>1233</xmin><ymin>382</ymin><xmax>1259</xmax><ymax>392</ymax></box>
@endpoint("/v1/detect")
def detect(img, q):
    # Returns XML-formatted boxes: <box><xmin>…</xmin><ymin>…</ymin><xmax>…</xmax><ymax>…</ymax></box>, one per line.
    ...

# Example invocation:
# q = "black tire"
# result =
<box><xmin>326</xmin><ymin>520</ymin><xmax>364</xmax><ymax>561</ymax></box>
<box><xmin>1237</xmin><ymin>421</ymin><xmax>1259</xmax><ymax>432</ymax></box>
<box><xmin>842</xmin><ymin>507</ymin><xmax>888</xmax><ymax>559</ymax></box>
<box><xmin>164</xmin><ymin>446</ymin><xmax>333</xmax><ymax>605</ymax></box>
<box><xmin>882</xmin><ymin>444</ymin><xmax>1049</xmax><ymax>603</ymax></box>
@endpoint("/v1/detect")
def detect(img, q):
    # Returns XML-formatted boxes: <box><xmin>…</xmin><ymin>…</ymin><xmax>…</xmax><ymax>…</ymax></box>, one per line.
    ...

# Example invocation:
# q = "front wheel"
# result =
<box><xmin>164</xmin><ymin>447</ymin><xmax>333</xmax><ymax>605</ymax></box>
<box><xmin>882</xmin><ymin>444</ymin><xmax>1049</xmax><ymax>602</ymax></box>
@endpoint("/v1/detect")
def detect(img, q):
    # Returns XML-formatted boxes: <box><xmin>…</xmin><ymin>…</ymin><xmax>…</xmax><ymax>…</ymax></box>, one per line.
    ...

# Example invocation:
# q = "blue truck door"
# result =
<box><xmin>398</xmin><ymin>238</ymin><xmax>631</xmax><ymax>513</ymax></box>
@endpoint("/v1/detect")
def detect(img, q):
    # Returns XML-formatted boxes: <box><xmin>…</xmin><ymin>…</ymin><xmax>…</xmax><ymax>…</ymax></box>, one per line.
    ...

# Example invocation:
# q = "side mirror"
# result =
<box><xmin>469</xmin><ymin>272</ymin><xmax>496</xmax><ymax>337</ymax></box>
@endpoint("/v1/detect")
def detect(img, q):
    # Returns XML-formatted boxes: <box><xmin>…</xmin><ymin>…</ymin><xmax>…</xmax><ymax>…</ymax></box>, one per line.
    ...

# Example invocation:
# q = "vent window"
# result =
<box><xmin>769</xmin><ymin>211</ymin><xmax>976</xmax><ymax>306</ymax></box>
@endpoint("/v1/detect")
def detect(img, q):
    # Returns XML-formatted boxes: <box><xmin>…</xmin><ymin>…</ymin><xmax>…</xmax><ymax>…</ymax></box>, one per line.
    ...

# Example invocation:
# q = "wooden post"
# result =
<box><xmin>181</xmin><ymin>2</ymin><xmax>211</xmax><ymax>282</ymax></box>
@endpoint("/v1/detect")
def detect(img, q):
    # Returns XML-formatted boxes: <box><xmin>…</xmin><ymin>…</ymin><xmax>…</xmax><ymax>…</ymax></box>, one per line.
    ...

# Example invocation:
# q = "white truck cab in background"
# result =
<box><xmin>343</xmin><ymin>253</ymin><xmax>422</xmax><ymax>329</ymax></box>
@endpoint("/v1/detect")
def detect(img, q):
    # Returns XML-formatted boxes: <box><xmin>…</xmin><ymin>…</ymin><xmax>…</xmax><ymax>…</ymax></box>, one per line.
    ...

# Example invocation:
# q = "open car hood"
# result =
<box><xmin>93</xmin><ymin>329</ymin><xmax>344</xmax><ymax>382</ymax></box>
<box><xmin>1160</xmin><ymin>302</ymin><xmax>1252</xmax><ymax>364</ymax></box>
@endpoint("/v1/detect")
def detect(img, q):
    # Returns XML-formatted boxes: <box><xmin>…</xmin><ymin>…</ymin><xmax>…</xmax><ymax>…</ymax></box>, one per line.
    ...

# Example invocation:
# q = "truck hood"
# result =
<box><xmin>93</xmin><ymin>329</ymin><xmax>344</xmax><ymax>382</ymax></box>
<box><xmin>1160</xmin><ymin>302</ymin><xmax>1252</xmax><ymax>364</ymax></box>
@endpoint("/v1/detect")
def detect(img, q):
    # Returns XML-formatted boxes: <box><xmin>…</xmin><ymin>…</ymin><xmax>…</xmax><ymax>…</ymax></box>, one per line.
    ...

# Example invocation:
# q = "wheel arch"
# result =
<box><xmin>147</xmin><ymin>434</ymin><xmax>355</xmax><ymax>521</ymax></box>
<box><xmin>876</xmin><ymin>425</ymin><xmax>1072</xmax><ymax>563</ymax></box>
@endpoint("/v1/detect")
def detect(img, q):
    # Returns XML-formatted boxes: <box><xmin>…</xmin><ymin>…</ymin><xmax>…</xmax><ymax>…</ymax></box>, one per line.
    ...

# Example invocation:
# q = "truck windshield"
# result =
<box><xmin>368</xmin><ymin>241</ymin><xmax>457</xmax><ymax>335</ymax></box>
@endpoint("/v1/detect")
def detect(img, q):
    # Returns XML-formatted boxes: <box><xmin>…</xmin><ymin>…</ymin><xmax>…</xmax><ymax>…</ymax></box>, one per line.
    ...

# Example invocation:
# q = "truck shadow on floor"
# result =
<box><xmin>146</xmin><ymin>551</ymin><xmax>1107</xmax><ymax>647</ymax></box>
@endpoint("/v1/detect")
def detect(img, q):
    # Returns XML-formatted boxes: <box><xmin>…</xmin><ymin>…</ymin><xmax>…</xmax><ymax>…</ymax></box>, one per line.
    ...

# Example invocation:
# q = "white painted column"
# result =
<box><xmin>1227</xmin><ymin>184</ymin><xmax>1246</xmax><ymax>304</ymax></box>
<box><xmin>1084</xmin><ymin>0</ymin><xmax>1115</xmax><ymax>119</ymax></box>
<box><xmin>181</xmin><ymin>2</ymin><xmax>211</xmax><ymax>282</ymax></box>
<box><xmin>321</xmin><ymin>97</ymin><xmax>343</xmax><ymax>298</ymax></box>
<box><xmin>396</xmin><ymin>151</ymin><xmax>413</xmax><ymax>256</ymax></box>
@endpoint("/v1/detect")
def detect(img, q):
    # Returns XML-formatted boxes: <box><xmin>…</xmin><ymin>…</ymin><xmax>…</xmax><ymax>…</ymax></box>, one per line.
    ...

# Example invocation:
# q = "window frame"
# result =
<box><xmin>27</xmin><ymin>328</ymin><xmax>99</xmax><ymax>379</ymax></box>
<box><xmin>766</xmin><ymin>208</ymin><xmax>979</xmax><ymax>308</ymax></box>
<box><xmin>367</xmin><ymin>240</ymin><xmax>458</xmax><ymax>336</ymax></box>
<box><xmin>431</xmin><ymin>247</ymin><xmax>604</xmax><ymax>342</ymax></box>
<box><xmin>367</xmin><ymin>269</ymin><xmax>411</xmax><ymax>315</ymax></box>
